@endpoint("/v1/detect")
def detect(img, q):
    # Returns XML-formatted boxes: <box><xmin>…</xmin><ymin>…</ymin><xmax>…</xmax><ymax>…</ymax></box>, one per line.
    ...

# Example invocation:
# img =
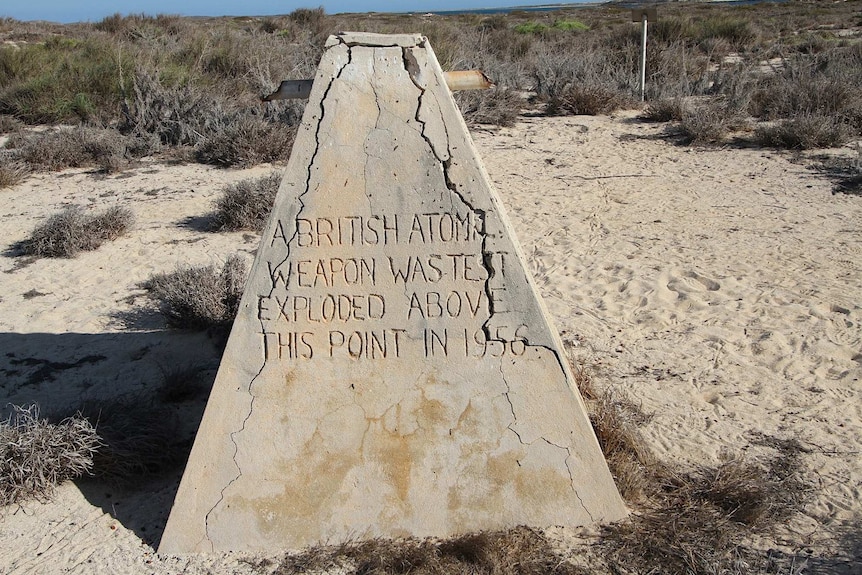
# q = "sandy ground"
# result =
<box><xmin>1</xmin><ymin>112</ymin><xmax>859</xmax><ymax>573</ymax></box>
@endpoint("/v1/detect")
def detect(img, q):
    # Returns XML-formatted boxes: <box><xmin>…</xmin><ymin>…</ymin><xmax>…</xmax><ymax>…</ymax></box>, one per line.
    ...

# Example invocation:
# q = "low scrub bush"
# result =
<box><xmin>515</xmin><ymin>19</ymin><xmax>589</xmax><ymax>35</ymax></box>
<box><xmin>454</xmin><ymin>87</ymin><xmax>523</xmax><ymax>127</ymax></box>
<box><xmin>547</xmin><ymin>83</ymin><xmax>634</xmax><ymax>116</ymax></box>
<box><xmin>641</xmin><ymin>97</ymin><xmax>689</xmax><ymax>122</ymax></box>
<box><xmin>0</xmin><ymin>36</ymin><xmax>130</xmax><ymax>124</ymax></box>
<box><xmin>698</xmin><ymin>16</ymin><xmax>757</xmax><ymax>47</ymax></box>
<box><xmin>76</xmin><ymin>398</ymin><xmax>186</xmax><ymax>481</ymax></box>
<box><xmin>755</xmin><ymin>115</ymin><xmax>854</xmax><ymax>149</ymax></box>
<box><xmin>1</xmin><ymin>405</ymin><xmax>100</xmax><ymax>505</ymax></box>
<box><xmin>673</xmin><ymin>99</ymin><xmax>748</xmax><ymax>145</ymax></box>
<box><xmin>0</xmin><ymin>114</ymin><xmax>23</xmax><ymax>134</ymax></box>
<box><xmin>0</xmin><ymin>154</ymin><xmax>28</xmax><ymax>188</ymax></box>
<box><xmin>211</xmin><ymin>171</ymin><xmax>281</xmax><ymax>231</ymax></box>
<box><xmin>750</xmin><ymin>45</ymin><xmax>862</xmax><ymax>144</ymax></box>
<box><xmin>7</xmin><ymin>127</ymin><xmax>140</xmax><ymax>173</ymax></box>
<box><xmin>194</xmin><ymin>109</ymin><xmax>297</xmax><ymax>168</ymax></box>
<box><xmin>142</xmin><ymin>255</ymin><xmax>247</xmax><ymax>330</ymax></box>
<box><xmin>20</xmin><ymin>205</ymin><xmax>134</xmax><ymax>258</ymax></box>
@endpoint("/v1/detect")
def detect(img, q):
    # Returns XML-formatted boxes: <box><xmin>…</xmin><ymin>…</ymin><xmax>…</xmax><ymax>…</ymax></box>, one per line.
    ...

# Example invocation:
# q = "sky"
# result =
<box><xmin>1</xmin><ymin>1</ymin><xmax>583</xmax><ymax>24</ymax></box>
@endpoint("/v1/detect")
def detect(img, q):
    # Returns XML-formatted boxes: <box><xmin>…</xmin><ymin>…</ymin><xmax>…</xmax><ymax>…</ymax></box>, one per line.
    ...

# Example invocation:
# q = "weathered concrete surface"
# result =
<box><xmin>159</xmin><ymin>32</ymin><xmax>626</xmax><ymax>554</ymax></box>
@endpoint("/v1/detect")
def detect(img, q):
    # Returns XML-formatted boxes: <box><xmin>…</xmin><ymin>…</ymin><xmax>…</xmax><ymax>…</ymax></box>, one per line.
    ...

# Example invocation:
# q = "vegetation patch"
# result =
<box><xmin>0</xmin><ymin>155</ymin><xmax>28</xmax><ymax>188</ymax></box>
<box><xmin>271</xmin><ymin>526</ymin><xmax>581</xmax><ymax>575</ymax></box>
<box><xmin>454</xmin><ymin>87</ymin><xmax>523</xmax><ymax>128</ymax></box>
<box><xmin>19</xmin><ymin>205</ymin><xmax>134</xmax><ymax>258</ymax></box>
<box><xmin>75</xmin><ymin>398</ymin><xmax>188</xmax><ymax>482</ymax></box>
<box><xmin>142</xmin><ymin>255</ymin><xmax>247</xmax><ymax>331</ymax></box>
<box><xmin>211</xmin><ymin>171</ymin><xmax>281</xmax><ymax>232</ymax></box>
<box><xmin>1</xmin><ymin>405</ymin><xmax>99</xmax><ymax>506</ymax></box>
<box><xmin>755</xmin><ymin>115</ymin><xmax>854</xmax><ymax>150</ymax></box>
<box><xmin>6</xmin><ymin>127</ymin><xmax>146</xmax><ymax>173</ymax></box>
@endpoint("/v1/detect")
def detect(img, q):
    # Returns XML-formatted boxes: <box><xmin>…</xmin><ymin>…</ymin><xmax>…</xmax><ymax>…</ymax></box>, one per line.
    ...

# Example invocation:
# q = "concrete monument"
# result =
<box><xmin>159</xmin><ymin>32</ymin><xmax>626</xmax><ymax>553</ymax></box>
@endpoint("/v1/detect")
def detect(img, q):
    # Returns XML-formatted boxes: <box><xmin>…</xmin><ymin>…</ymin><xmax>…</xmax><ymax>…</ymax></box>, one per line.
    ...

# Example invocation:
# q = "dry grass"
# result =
<box><xmin>563</xmin><ymin>348</ymin><xmax>811</xmax><ymax>575</ymax></box>
<box><xmin>211</xmin><ymin>171</ymin><xmax>281</xmax><ymax>231</ymax></box>
<box><xmin>454</xmin><ymin>88</ymin><xmax>524</xmax><ymax>127</ymax></box>
<box><xmin>19</xmin><ymin>205</ymin><xmax>134</xmax><ymax>258</ymax></box>
<box><xmin>75</xmin><ymin>399</ymin><xmax>187</xmax><ymax>482</ymax></box>
<box><xmin>194</xmin><ymin>109</ymin><xmax>297</xmax><ymax>168</ymax></box>
<box><xmin>0</xmin><ymin>114</ymin><xmax>23</xmax><ymax>134</ymax></box>
<box><xmin>641</xmin><ymin>97</ymin><xmax>689</xmax><ymax>123</ymax></box>
<box><xmin>547</xmin><ymin>84</ymin><xmax>635</xmax><ymax>116</ymax></box>
<box><xmin>602</xmin><ymin>441</ymin><xmax>809</xmax><ymax>575</ymax></box>
<box><xmin>272</xmin><ymin>526</ymin><xmax>583</xmax><ymax>575</ymax></box>
<box><xmin>1</xmin><ymin>405</ymin><xmax>100</xmax><ymax>506</ymax></box>
<box><xmin>0</xmin><ymin>154</ymin><xmax>28</xmax><ymax>188</ymax></box>
<box><xmin>142</xmin><ymin>254</ymin><xmax>247</xmax><ymax>330</ymax></box>
<box><xmin>6</xmin><ymin>127</ymin><xmax>145</xmax><ymax>173</ymax></box>
<box><xmin>755</xmin><ymin>115</ymin><xmax>855</xmax><ymax>150</ymax></box>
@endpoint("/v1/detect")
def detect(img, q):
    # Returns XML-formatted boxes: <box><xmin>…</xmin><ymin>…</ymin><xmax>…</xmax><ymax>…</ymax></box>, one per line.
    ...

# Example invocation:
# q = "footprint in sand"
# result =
<box><xmin>664</xmin><ymin>270</ymin><xmax>721</xmax><ymax>301</ymax></box>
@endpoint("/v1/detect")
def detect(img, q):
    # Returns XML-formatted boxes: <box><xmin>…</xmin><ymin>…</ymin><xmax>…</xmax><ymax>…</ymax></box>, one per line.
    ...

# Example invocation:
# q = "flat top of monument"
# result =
<box><xmin>326</xmin><ymin>32</ymin><xmax>426</xmax><ymax>48</ymax></box>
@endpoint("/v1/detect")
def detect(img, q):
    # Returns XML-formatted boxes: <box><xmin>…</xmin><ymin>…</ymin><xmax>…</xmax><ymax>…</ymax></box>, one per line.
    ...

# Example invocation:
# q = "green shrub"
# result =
<box><xmin>514</xmin><ymin>22</ymin><xmax>548</xmax><ymax>35</ymax></box>
<box><xmin>1</xmin><ymin>405</ymin><xmax>100</xmax><ymax>506</ymax></box>
<box><xmin>142</xmin><ymin>255</ymin><xmax>247</xmax><ymax>330</ymax></box>
<box><xmin>698</xmin><ymin>16</ymin><xmax>757</xmax><ymax>46</ymax></box>
<box><xmin>554</xmin><ymin>19</ymin><xmax>589</xmax><ymax>32</ymax></box>
<box><xmin>20</xmin><ymin>205</ymin><xmax>134</xmax><ymax>258</ymax></box>
<box><xmin>0</xmin><ymin>36</ymin><xmax>131</xmax><ymax>124</ymax></box>
<box><xmin>211</xmin><ymin>171</ymin><xmax>281</xmax><ymax>231</ymax></box>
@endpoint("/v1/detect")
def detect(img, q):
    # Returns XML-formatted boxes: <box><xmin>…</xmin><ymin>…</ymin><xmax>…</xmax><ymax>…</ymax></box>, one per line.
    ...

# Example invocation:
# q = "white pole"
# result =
<box><xmin>640</xmin><ymin>15</ymin><xmax>648</xmax><ymax>102</ymax></box>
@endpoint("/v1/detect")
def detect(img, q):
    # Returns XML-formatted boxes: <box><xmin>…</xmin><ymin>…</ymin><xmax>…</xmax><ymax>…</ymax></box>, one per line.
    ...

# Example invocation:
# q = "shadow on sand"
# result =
<box><xmin>1</xmin><ymin>330</ymin><xmax>222</xmax><ymax>548</ymax></box>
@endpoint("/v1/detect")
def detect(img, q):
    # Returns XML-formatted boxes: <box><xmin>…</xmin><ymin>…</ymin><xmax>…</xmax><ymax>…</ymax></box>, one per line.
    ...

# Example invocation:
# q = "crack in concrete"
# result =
<box><xmin>401</xmin><ymin>45</ymin><xmax>495</xmax><ymax>343</ymax></box>
<box><xmin>201</xmin><ymin>39</ymin><xmax>353</xmax><ymax>548</ymax></box>
<box><xmin>500</xmin><ymin>365</ymin><xmax>592</xmax><ymax>520</ymax></box>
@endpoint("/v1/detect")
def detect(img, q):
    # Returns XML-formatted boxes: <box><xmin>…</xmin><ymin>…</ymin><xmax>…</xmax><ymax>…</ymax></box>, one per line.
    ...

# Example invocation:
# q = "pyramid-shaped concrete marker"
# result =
<box><xmin>160</xmin><ymin>32</ymin><xmax>627</xmax><ymax>553</ymax></box>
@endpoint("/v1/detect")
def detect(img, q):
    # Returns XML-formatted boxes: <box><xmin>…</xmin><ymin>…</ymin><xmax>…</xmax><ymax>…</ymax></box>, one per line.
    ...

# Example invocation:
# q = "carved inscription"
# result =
<box><xmin>259</xmin><ymin>207</ymin><xmax>525</xmax><ymax>361</ymax></box>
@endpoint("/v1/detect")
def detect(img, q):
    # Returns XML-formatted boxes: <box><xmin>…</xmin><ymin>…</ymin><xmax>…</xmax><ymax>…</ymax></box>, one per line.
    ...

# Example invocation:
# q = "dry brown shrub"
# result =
<box><xmin>211</xmin><ymin>171</ymin><xmax>281</xmax><ymax>231</ymax></box>
<box><xmin>75</xmin><ymin>398</ymin><xmax>187</xmax><ymax>482</ymax></box>
<box><xmin>454</xmin><ymin>88</ymin><xmax>523</xmax><ymax>127</ymax></box>
<box><xmin>674</xmin><ymin>99</ymin><xmax>748</xmax><ymax>146</ymax></box>
<box><xmin>0</xmin><ymin>114</ymin><xmax>23</xmax><ymax>134</ymax></box>
<box><xmin>1</xmin><ymin>405</ymin><xmax>100</xmax><ymax>506</ymax></box>
<box><xmin>194</xmin><ymin>109</ymin><xmax>298</xmax><ymax>168</ymax></box>
<box><xmin>641</xmin><ymin>98</ymin><xmax>689</xmax><ymax>122</ymax></box>
<box><xmin>603</xmin><ymin>443</ymin><xmax>809</xmax><ymax>575</ymax></box>
<box><xmin>274</xmin><ymin>526</ymin><xmax>581</xmax><ymax>575</ymax></box>
<box><xmin>547</xmin><ymin>84</ymin><xmax>634</xmax><ymax>116</ymax></box>
<box><xmin>7</xmin><ymin>127</ymin><xmax>134</xmax><ymax>173</ymax></box>
<box><xmin>20</xmin><ymin>205</ymin><xmax>134</xmax><ymax>258</ymax></box>
<box><xmin>755</xmin><ymin>115</ymin><xmax>854</xmax><ymax>150</ymax></box>
<box><xmin>142</xmin><ymin>255</ymin><xmax>247</xmax><ymax>330</ymax></box>
<box><xmin>569</xmin><ymin>353</ymin><xmax>654</xmax><ymax>504</ymax></box>
<box><xmin>563</xmin><ymin>346</ymin><xmax>810</xmax><ymax>575</ymax></box>
<box><xmin>0</xmin><ymin>154</ymin><xmax>28</xmax><ymax>188</ymax></box>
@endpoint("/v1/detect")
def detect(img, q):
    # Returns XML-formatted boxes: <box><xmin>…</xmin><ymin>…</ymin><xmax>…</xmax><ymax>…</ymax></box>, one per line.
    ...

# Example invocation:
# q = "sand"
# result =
<box><xmin>1</xmin><ymin>112</ymin><xmax>859</xmax><ymax>573</ymax></box>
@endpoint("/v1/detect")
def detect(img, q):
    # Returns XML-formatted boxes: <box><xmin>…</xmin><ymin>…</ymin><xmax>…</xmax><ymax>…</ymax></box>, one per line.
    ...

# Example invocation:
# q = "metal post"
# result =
<box><xmin>640</xmin><ymin>15</ymin><xmax>648</xmax><ymax>102</ymax></box>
